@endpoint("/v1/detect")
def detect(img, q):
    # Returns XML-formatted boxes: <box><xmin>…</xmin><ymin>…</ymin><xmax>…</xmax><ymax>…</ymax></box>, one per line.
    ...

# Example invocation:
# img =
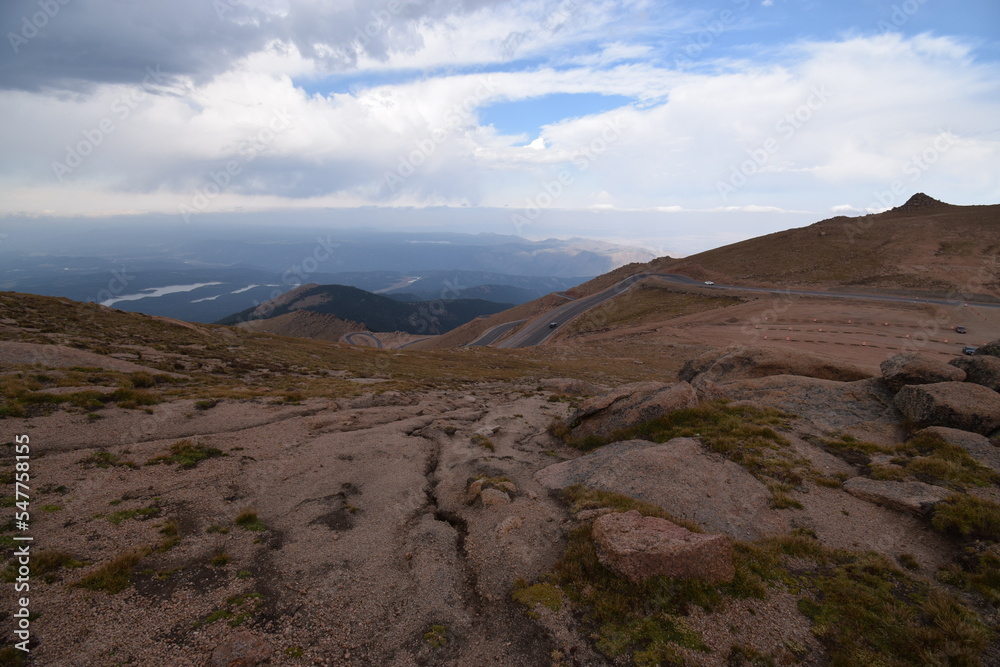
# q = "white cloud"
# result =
<box><xmin>0</xmin><ymin>26</ymin><xmax>997</xmax><ymax>225</ymax></box>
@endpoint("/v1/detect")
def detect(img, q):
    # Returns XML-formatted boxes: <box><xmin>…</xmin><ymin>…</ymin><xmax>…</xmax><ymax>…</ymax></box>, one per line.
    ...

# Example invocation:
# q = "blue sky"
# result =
<box><xmin>0</xmin><ymin>0</ymin><xmax>998</xmax><ymax>255</ymax></box>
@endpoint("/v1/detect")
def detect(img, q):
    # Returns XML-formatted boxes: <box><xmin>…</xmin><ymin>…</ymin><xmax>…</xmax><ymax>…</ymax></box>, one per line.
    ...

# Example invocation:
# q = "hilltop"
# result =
<box><xmin>647</xmin><ymin>194</ymin><xmax>999</xmax><ymax>296</ymax></box>
<box><xmin>218</xmin><ymin>283</ymin><xmax>513</xmax><ymax>337</ymax></box>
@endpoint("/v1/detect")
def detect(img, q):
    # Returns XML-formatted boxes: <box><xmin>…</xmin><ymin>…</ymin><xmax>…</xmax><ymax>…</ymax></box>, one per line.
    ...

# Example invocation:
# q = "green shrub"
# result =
<box><xmin>234</xmin><ymin>510</ymin><xmax>266</xmax><ymax>532</ymax></box>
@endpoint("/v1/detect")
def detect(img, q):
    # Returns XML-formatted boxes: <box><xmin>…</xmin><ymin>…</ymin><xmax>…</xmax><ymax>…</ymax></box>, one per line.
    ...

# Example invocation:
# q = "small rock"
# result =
<box><xmin>208</xmin><ymin>632</ymin><xmax>272</xmax><ymax>667</ymax></box>
<box><xmin>591</xmin><ymin>510</ymin><xmax>734</xmax><ymax>584</ymax></box>
<box><xmin>480</xmin><ymin>488</ymin><xmax>511</xmax><ymax>506</ymax></box>
<box><xmin>475</xmin><ymin>425</ymin><xmax>501</xmax><ymax>437</ymax></box>
<box><xmin>496</xmin><ymin>516</ymin><xmax>522</xmax><ymax>535</ymax></box>
<box><xmin>894</xmin><ymin>382</ymin><xmax>1000</xmax><ymax>435</ymax></box>
<box><xmin>842</xmin><ymin>477</ymin><xmax>951</xmax><ymax>515</ymax></box>
<box><xmin>496</xmin><ymin>481</ymin><xmax>517</xmax><ymax>494</ymax></box>
<box><xmin>464</xmin><ymin>479</ymin><xmax>485</xmax><ymax>504</ymax></box>
<box><xmin>880</xmin><ymin>353</ymin><xmax>966</xmax><ymax>392</ymax></box>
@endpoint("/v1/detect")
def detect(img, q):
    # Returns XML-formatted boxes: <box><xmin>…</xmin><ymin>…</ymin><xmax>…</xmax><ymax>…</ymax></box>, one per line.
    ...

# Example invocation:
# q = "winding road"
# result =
<box><xmin>468</xmin><ymin>273</ymin><xmax>1000</xmax><ymax>349</ymax></box>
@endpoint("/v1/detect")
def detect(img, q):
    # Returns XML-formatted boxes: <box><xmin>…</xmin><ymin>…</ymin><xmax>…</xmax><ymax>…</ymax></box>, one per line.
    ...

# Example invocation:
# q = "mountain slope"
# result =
<box><xmin>217</xmin><ymin>283</ymin><xmax>513</xmax><ymax>335</ymax></box>
<box><xmin>648</xmin><ymin>194</ymin><xmax>1000</xmax><ymax>296</ymax></box>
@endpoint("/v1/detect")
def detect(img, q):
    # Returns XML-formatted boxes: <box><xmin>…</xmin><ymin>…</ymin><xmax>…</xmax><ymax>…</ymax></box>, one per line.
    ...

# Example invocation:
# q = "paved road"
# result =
<box><xmin>468</xmin><ymin>320</ymin><xmax>526</xmax><ymax>347</ymax></box>
<box><xmin>344</xmin><ymin>332</ymin><xmax>383</xmax><ymax>349</ymax></box>
<box><xmin>482</xmin><ymin>273</ymin><xmax>1000</xmax><ymax>349</ymax></box>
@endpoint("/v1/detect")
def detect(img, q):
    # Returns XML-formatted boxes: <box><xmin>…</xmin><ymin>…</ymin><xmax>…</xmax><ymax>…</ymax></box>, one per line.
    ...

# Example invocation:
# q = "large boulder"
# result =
<box><xmin>592</xmin><ymin>510</ymin><xmax>734</xmax><ymax>584</ymax></box>
<box><xmin>563</xmin><ymin>381</ymin><xmax>698</xmax><ymax>442</ymax></box>
<box><xmin>880</xmin><ymin>353</ymin><xmax>965</xmax><ymax>392</ymax></box>
<box><xmin>894</xmin><ymin>382</ymin><xmax>1000</xmax><ymax>435</ymax></box>
<box><xmin>842</xmin><ymin>477</ymin><xmax>951</xmax><ymax>516</ymax></box>
<box><xmin>535</xmin><ymin>438</ymin><xmax>786</xmax><ymax>540</ymax></box>
<box><xmin>707</xmin><ymin>375</ymin><xmax>900</xmax><ymax>439</ymax></box>
<box><xmin>680</xmin><ymin>345</ymin><xmax>873</xmax><ymax>386</ymax></box>
<box><xmin>976</xmin><ymin>338</ymin><xmax>1000</xmax><ymax>358</ymax></box>
<box><xmin>948</xmin><ymin>355</ymin><xmax>1000</xmax><ymax>392</ymax></box>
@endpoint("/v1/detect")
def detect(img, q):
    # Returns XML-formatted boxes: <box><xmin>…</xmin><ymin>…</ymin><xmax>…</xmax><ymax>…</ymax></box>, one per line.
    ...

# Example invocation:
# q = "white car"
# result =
<box><xmin>704</xmin><ymin>281</ymin><xmax>715</xmax><ymax>285</ymax></box>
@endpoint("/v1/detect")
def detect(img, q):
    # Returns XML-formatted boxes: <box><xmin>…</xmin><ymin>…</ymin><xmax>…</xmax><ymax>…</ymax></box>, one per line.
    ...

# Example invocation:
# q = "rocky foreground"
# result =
<box><xmin>3</xmin><ymin>326</ymin><xmax>1000</xmax><ymax>665</ymax></box>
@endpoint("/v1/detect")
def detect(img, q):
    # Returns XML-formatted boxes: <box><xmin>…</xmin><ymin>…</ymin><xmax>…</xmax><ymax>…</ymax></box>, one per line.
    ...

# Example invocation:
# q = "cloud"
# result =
<box><xmin>0</xmin><ymin>1</ymin><xmax>997</xmax><ymax>229</ymax></box>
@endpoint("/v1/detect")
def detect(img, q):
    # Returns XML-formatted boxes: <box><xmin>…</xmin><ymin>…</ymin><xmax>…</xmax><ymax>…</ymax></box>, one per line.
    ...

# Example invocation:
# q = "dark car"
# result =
<box><xmin>955</xmin><ymin>326</ymin><xmax>967</xmax><ymax>334</ymax></box>
<box><xmin>548</xmin><ymin>322</ymin><xmax>559</xmax><ymax>329</ymax></box>
<box><xmin>964</xmin><ymin>346</ymin><xmax>977</xmax><ymax>355</ymax></box>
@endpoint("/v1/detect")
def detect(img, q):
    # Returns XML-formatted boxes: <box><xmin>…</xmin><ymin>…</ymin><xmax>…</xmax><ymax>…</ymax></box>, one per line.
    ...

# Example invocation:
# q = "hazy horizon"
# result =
<box><xmin>1</xmin><ymin>0</ymin><xmax>997</xmax><ymax>252</ymax></box>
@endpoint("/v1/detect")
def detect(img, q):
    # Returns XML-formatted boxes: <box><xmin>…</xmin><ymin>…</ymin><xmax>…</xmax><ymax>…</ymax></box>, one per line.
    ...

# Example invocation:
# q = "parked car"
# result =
<box><xmin>704</xmin><ymin>281</ymin><xmax>715</xmax><ymax>285</ymax></box>
<box><xmin>955</xmin><ymin>326</ymin><xmax>967</xmax><ymax>334</ymax></box>
<box><xmin>548</xmin><ymin>322</ymin><xmax>559</xmax><ymax>329</ymax></box>
<box><xmin>964</xmin><ymin>346</ymin><xmax>978</xmax><ymax>355</ymax></box>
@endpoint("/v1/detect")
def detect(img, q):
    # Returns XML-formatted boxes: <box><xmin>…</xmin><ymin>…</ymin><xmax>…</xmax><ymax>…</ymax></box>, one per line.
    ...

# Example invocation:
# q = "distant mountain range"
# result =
<box><xmin>0</xmin><ymin>225</ymin><xmax>649</xmax><ymax>322</ymax></box>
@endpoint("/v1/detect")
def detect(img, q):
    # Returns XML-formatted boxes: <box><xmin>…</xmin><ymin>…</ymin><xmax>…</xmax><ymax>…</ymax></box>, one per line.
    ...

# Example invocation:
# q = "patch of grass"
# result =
<box><xmin>898</xmin><ymin>553</ymin><xmax>920</xmax><ymax>571</ymax></box>
<box><xmin>869</xmin><ymin>464</ymin><xmax>908</xmax><ymax>481</ymax></box>
<box><xmin>193</xmin><ymin>591</ymin><xmax>264</xmax><ymax>629</ymax></box>
<box><xmin>78</xmin><ymin>451</ymin><xmax>137</xmax><ymax>469</ymax></box>
<box><xmin>194</xmin><ymin>398</ymin><xmax>219</xmax><ymax>410</ymax></box>
<box><xmin>423</xmin><ymin>624</ymin><xmax>448</xmax><ymax>648</ymax></box>
<box><xmin>156</xmin><ymin>520</ymin><xmax>180</xmax><ymax>552</ymax></box>
<box><xmin>234</xmin><ymin>509</ymin><xmax>266</xmax><ymax>532</ymax></box>
<box><xmin>210</xmin><ymin>550</ymin><xmax>230</xmax><ymax>567</ymax></box>
<box><xmin>931</xmin><ymin>494</ymin><xmax>1000</xmax><ymax>542</ymax></box>
<box><xmin>106</xmin><ymin>505</ymin><xmax>161</xmax><ymax>525</ymax></box>
<box><xmin>127</xmin><ymin>371</ymin><xmax>156</xmax><ymax>389</ymax></box>
<box><xmin>825</xmin><ymin>431</ymin><xmax>998</xmax><ymax>490</ymax></box>
<box><xmin>73</xmin><ymin>547</ymin><xmax>149</xmax><ymax>594</ymax></box>
<box><xmin>206</xmin><ymin>523</ymin><xmax>229</xmax><ymax>534</ymax></box>
<box><xmin>470</xmin><ymin>433</ymin><xmax>496</xmax><ymax>451</ymax></box>
<box><xmin>822</xmin><ymin>434</ymin><xmax>894</xmax><ymax>459</ymax></box>
<box><xmin>936</xmin><ymin>547</ymin><xmax>1000</xmax><ymax>605</ymax></box>
<box><xmin>897</xmin><ymin>432</ymin><xmax>998</xmax><ymax>489</ymax></box>
<box><xmin>39</xmin><ymin>504</ymin><xmax>62</xmax><ymax>513</ymax></box>
<box><xmin>1</xmin><ymin>550</ymin><xmax>87</xmax><ymax>583</ymax></box>
<box><xmin>284</xmin><ymin>646</ymin><xmax>304</xmax><ymax>658</ymax></box>
<box><xmin>0</xmin><ymin>646</ymin><xmax>27</xmax><ymax>665</ymax></box>
<box><xmin>562</xmin><ymin>485</ymin><xmax>703</xmax><ymax>532</ymax></box>
<box><xmin>512</xmin><ymin>581</ymin><xmax>563</xmax><ymax>613</ymax></box>
<box><xmin>146</xmin><ymin>439</ymin><xmax>225</xmax><ymax>468</ymax></box>
<box><xmin>108</xmin><ymin>387</ymin><xmax>162</xmax><ymax>409</ymax></box>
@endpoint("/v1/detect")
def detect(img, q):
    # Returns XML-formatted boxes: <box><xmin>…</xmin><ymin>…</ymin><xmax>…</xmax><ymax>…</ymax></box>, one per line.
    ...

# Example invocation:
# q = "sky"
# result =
<box><xmin>0</xmin><ymin>0</ymin><xmax>998</xmax><ymax>256</ymax></box>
